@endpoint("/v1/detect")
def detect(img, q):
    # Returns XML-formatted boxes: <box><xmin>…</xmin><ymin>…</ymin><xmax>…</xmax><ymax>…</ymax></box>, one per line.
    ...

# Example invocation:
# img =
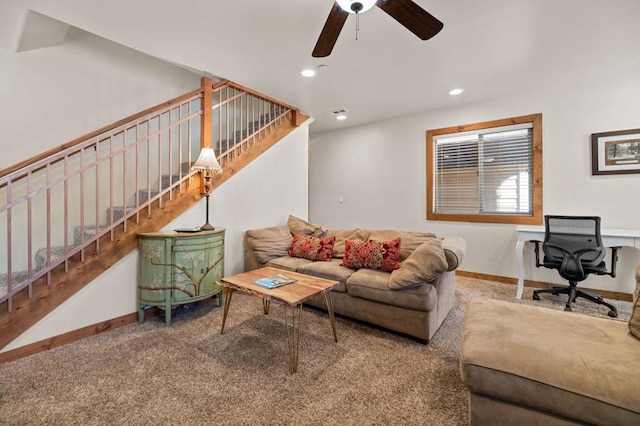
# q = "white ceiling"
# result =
<box><xmin>18</xmin><ymin>0</ymin><xmax>640</xmax><ymax>134</ymax></box>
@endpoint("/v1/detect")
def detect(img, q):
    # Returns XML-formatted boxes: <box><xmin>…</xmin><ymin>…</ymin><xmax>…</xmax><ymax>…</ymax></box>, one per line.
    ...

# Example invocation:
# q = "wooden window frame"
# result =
<box><xmin>426</xmin><ymin>113</ymin><xmax>543</xmax><ymax>225</ymax></box>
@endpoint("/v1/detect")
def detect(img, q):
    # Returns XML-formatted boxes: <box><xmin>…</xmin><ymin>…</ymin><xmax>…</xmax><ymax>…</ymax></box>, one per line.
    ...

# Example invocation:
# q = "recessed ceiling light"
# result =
<box><xmin>300</xmin><ymin>68</ymin><xmax>317</xmax><ymax>78</ymax></box>
<box><xmin>330</xmin><ymin>108</ymin><xmax>349</xmax><ymax>120</ymax></box>
<box><xmin>448</xmin><ymin>88</ymin><xmax>464</xmax><ymax>96</ymax></box>
<box><xmin>300</xmin><ymin>65</ymin><xmax>329</xmax><ymax>77</ymax></box>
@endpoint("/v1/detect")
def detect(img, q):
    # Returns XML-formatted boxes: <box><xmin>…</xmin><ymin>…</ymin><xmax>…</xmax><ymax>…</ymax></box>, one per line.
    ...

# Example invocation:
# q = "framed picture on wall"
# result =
<box><xmin>591</xmin><ymin>128</ymin><xmax>640</xmax><ymax>175</ymax></box>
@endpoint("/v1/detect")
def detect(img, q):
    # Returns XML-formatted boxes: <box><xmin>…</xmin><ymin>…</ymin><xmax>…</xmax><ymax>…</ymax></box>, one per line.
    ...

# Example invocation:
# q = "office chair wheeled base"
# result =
<box><xmin>533</xmin><ymin>283</ymin><xmax>618</xmax><ymax>318</ymax></box>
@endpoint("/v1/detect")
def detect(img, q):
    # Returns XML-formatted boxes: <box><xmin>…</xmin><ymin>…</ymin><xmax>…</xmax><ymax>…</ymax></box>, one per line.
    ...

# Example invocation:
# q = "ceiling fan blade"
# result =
<box><xmin>376</xmin><ymin>0</ymin><xmax>443</xmax><ymax>40</ymax></box>
<box><xmin>312</xmin><ymin>2</ymin><xmax>349</xmax><ymax>57</ymax></box>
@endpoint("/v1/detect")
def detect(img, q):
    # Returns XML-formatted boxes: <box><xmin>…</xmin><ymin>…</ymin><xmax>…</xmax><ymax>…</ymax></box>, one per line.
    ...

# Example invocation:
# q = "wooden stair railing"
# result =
<box><xmin>0</xmin><ymin>77</ymin><xmax>308</xmax><ymax>350</ymax></box>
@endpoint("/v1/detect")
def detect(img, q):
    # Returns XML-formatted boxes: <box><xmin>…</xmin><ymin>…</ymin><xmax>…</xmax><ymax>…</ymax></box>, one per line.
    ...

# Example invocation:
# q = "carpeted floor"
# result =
<box><xmin>0</xmin><ymin>277</ymin><xmax>631</xmax><ymax>426</ymax></box>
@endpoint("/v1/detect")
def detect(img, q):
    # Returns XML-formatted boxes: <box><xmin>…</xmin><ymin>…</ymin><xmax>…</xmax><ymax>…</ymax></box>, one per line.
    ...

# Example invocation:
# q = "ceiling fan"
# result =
<box><xmin>312</xmin><ymin>0</ymin><xmax>444</xmax><ymax>57</ymax></box>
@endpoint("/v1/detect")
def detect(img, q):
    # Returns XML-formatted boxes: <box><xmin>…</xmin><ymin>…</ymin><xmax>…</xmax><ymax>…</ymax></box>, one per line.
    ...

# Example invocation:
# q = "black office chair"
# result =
<box><xmin>531</xmin><ymin>215</ymin><xmax>619</xmax><ymax>318</ymax></box>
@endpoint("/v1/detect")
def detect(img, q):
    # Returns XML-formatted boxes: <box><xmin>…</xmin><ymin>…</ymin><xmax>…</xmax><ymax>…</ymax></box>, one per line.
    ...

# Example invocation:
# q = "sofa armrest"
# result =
<box><xmin>243</xmin><ymin>232</ymin><xmax>262</xmax><ymax>271</ymax></box>
<box><xmin>440</xmin><ymin>236</ymin><xmax>466</xmax><ymax>271</ymax></box>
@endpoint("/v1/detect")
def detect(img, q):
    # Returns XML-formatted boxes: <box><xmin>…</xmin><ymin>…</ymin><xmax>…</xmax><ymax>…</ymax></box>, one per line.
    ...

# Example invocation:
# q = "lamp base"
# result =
<box><xmin>200</xmin><ymin>223</ymin><xmax>215</xmax><ymax>231</ymax></box>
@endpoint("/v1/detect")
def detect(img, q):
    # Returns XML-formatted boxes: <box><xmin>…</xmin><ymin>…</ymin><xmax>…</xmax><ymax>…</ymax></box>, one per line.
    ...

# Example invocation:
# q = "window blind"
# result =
<box><xmin>433</xmin><ymin>122</ymin><xmax>533</xmax><ymax>215</ymax></box>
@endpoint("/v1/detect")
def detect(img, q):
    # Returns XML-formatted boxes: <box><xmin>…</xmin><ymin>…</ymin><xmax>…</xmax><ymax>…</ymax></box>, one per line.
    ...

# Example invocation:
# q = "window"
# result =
<box><xmin>426</xmin><ymin>114</ymin><xmax>542</xmax><ymax>224</ymax></box>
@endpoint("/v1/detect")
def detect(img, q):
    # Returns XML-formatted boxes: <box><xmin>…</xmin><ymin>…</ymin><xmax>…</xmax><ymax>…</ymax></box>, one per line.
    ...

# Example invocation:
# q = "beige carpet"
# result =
<box><xmin>0</xmin><ymin>277</ymin><xmax>631</xmax><ymax>426</ymax></box>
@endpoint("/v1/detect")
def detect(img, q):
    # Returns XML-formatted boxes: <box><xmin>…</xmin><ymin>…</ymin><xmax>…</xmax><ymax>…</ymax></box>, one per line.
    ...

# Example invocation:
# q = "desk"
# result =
<box><xmin>515</xmin><ymin>225</ymin><xmax>640</xmax><ymax>299</ymax></box>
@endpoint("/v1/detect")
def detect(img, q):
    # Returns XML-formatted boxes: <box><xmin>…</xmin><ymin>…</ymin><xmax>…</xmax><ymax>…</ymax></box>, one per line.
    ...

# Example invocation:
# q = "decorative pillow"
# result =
<box><xmin>629</xmin><ymin>266</ymin><xmax>640</xmax><ymax>339</ymax></box>
<box><xmin>287</xmin><ymin>215</ymin><xmax>326</xmax><ymax>237</ymax></box>
<box><xmin>246</xmin><ymin>225</ymin><xmax>293</xmax><ymax>264</ymax></box>
<box><xmin>288</xmin><ymin>234</ymin><xmax>335</xmax><ymax>261</ymax></box>
<box><xmin>369</xmin><ymin>230</ymin><xmax>438</xmax><ymax>261</ymax></box>
<box><xmin>388</xmin><ymin>239</ymin><xmax>448</xmax><ymax>289</ymax></box>
<box><xmin>341</xmin><ymin>238</ymin><xmax>401</xmax><ymax>271</ymax></box>
<box><xmin>327</xmin><ymin>228</ymin><xmax>371</xmax><ymax>258</ymax></box>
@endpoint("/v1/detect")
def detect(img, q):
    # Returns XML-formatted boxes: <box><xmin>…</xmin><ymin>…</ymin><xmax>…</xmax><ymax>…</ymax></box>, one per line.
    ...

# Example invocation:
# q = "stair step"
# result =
<box><xmin>106</xmin><ymin>206</ymin><xmax>137</xmax><ymax>224</ymax></box>
<box><xmin>215</xmin><ymin>112</ymin><xmax>286</xmax><ymax>154</ymax></box>
<box><xmin>0</xmin><ymin>271</ymin><xmax>29</xmax><ymax>296</ymax></box>
<box><xmin>137</xmin><ymin>189</ymin><xmax>160</xmax><ymax>205</ymax></box>
<box><xmin>161</xmin><ymin>173</ymin><xmax>188</xmax><ymax>189</ymax></box>
<box><xmin>35</xmin><ymin>245</ymin><xmax>74</xmax><ymax>271</ymax></box>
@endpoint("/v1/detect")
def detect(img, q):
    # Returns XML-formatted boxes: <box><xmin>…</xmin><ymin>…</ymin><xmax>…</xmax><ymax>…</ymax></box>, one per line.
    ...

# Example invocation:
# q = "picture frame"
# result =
<box><xmin>591</xmin><ymin>128</ymin><xmax>640</xmax><ymax>175</ymax></box>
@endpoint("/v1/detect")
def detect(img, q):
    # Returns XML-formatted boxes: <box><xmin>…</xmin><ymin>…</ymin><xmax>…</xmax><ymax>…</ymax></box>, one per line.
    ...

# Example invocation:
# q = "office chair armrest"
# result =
<box><xmin>530</xmin><ymin>240</ymin><xmax>542</xmax><ymax>267</ymax></box>
<box><xmin>607</xmin><ymin>246</ymin><xmax>621</xmax><ymax>278</ymax></box>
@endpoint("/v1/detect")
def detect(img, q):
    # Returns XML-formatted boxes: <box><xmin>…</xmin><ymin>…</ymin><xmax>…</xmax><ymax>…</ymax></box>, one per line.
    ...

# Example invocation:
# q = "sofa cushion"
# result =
<box><xmin>287</xmin><ymin>215</ymin><xmax>326</xmax><ymax>237</ymax></box>
<box><xmin>389</xmin><ymin>239</ymin><xmax>448</xmax><ymax>289</ymax></box>
<box><xmin>629</xmin><ymin>265</ymin><xmax>640</xmax><ymax>339</ymax></box>
<box><xmin>327</xmin><ymin>228</ymin><xmax>371</xmax><ymax>258</ymax></box>
<box><xmin>266</xmin><ymin>256</ymin><xmax>313</xmax><ymax>272</ymax></box>
<box><xmin>297</xmin><ymin>259</ymin><xmax>353</xmax><ymax>293</ymax></box>
<box><xmin>369</xmin><ymin>230</ymin><xmax>437</xmax><ymax>261</ymax></box>
<box><xmin>461</xmin><ymin>298</ymin><xmax>640</xmax><ymax>425</ymax></box>
<box><xmin>346</xmin><ymin>268</ymin><xmax>437</xmax><ymax>311</ymax></box>
<box><xmin>341</xmin><ymin>238</ymin><xmax>401</xmax><ymax>271</ymax></box>
<box><xmin>246</xmin><ymin>225</ymin><xmax>293</xmax><ymax>264</ymax></box>
<box><xmin>288</xmin><ymin>234</ymin><xmax>335</xmax><ymax>261</ymax></box>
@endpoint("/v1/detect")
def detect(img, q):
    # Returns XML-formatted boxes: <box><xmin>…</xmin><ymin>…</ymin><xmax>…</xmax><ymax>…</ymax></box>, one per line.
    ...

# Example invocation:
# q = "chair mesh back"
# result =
<box><xmin>544</xmin><ymin>216</ymin><xmax>605</xmax><ymax>266</ymax></box>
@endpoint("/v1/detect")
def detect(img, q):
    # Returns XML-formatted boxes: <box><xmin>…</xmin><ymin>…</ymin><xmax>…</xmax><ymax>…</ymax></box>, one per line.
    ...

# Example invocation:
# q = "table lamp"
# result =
<box><xmin>191</xmin><ymin>147</ymin><xmax>223</xmax><ymax>230</ymax></box>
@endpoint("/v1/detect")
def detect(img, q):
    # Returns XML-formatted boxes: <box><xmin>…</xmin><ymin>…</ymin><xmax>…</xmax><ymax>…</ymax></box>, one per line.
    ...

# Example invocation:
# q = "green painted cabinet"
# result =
<box><xmin>137</xmin><ymin>228</ymin><xmax>225</xmax><ymax>326</ymax></box>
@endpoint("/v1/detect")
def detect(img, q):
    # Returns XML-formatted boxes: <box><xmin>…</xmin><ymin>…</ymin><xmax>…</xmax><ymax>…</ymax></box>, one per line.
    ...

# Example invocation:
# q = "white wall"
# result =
<box><xmin>0</xmin><ymin>25</ymin><xmax>201</xmax><ymax>170</ymax></box>
<box><xmin>3</xmin><ymin>124</ymin><xmax>310</xmax><ymax>352</ymax></box>
<box><xmin>309</xmin><ymin>64</ymin><xmax>640</xmax><ymax>294</ymax></box>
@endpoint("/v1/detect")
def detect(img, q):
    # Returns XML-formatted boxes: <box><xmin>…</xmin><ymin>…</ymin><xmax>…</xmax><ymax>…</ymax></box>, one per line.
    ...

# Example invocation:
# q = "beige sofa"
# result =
<box><xmin>243</xmin><ymin>216</ymin><xmax>466</xmax><ymax>342</ymax></box>
<box><xmin>460</xmin><ymin>265</ymin><xmax>640</xmax><ymax>425</ymax></box>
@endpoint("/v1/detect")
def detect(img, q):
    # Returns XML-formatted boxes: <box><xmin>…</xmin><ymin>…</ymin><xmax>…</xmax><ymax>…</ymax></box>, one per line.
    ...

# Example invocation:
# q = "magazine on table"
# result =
<box><xmin>253</xmin><ymin>273</ymin><xmax>297</xmax><ymax>289</ymax></box>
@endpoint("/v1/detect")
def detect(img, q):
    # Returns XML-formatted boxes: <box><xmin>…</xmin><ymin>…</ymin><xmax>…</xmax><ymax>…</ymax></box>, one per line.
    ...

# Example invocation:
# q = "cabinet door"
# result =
<box><xmin>201</xmin><ymin>236</ymin><xmax>224</xmax><ymax>295</ymax></box>
<box><xmin>138</xmin><ymin>238</ymin><xmax>170</xmax><ymax>303</ymax></box>
<box><xmin>171</xmin><ymin>235</ymin><xmax>224</xmax><ymax>302</ymax></box>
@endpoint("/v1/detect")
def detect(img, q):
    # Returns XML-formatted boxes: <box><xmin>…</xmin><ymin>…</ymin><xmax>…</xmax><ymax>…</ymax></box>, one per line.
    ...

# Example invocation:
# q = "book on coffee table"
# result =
<box><xmin>253</xmin><ymin>273</ymin><xmax>297</xmax><ymax>289</ymax></box>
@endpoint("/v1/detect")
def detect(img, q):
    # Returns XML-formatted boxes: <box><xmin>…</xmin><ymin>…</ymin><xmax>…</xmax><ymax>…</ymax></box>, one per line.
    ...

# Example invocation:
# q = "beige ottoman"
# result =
<box><xmin>460</xmin><ymin>298</ymin><xmax>640</xmax><ymax>425</ymax></box>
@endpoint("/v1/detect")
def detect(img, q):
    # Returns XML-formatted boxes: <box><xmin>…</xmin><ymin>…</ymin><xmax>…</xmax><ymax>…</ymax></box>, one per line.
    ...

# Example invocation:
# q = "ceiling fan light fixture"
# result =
<box><xmin>336</xmin><ymin>0</ymin><xmax>377</xmax><ymax>14</ymax></box>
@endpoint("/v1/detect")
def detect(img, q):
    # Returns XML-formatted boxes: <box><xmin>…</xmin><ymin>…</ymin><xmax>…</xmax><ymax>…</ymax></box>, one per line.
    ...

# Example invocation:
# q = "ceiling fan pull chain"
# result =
<box><xmin>356</xmin><ymin>12</ymin><xmax>360</xmax><ymax>41</ymax></box>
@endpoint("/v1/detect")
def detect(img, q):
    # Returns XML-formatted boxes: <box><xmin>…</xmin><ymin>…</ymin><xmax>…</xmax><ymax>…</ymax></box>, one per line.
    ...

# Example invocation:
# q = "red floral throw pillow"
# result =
<box><xmin>341</xmin><ymin>238</ymin><xmax>401</xmax><ymax>271</ymax></box>
<box><xmin>288</xmin><ymin>234</ymin><xmax>335</xmax><ymax>261</ymax></box>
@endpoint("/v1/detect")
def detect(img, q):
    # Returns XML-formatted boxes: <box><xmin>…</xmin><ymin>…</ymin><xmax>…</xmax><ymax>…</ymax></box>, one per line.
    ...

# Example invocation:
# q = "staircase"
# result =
<box><xmin>0</xmin><ymin>77</ymin><xmax>308</xmax><ymax>350</ymax></box>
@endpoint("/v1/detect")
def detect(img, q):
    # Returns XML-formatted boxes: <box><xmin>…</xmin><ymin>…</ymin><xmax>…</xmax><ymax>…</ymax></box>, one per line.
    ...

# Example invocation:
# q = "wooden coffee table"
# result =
<box><xmin>219</xmin><ymin>266</ymin><xmax>339</xmax><ymax>373</ymax></box>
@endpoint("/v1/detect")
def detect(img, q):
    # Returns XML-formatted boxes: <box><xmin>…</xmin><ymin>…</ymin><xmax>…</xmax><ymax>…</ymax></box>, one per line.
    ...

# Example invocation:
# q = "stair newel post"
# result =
<box><xmin>199</xmin><ymin>77</ymin><xmax>214</xmax><ymax>195</ymax></box>
<box><xmin>192</xmin><ymin>78</ymin><xmax>222</xmax><ymax>230</ymax></box>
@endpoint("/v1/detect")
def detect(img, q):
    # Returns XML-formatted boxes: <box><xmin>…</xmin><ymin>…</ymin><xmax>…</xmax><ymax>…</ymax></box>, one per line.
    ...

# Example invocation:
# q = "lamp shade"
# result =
<box><xmin>336</xmin><ymin>0</ymin><xmax>377</xmax><ymax>14</ymax></box>
<box><xmin>191</xmin><ymin>147</ymin><xmax>222</xmax><ymax>174</ymax></box>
